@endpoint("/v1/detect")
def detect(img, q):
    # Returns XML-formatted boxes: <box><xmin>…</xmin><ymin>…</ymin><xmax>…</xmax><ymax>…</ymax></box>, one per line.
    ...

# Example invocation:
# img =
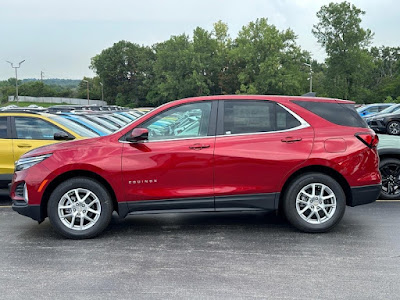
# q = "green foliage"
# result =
<box><xmin>313</xmin><ymin>1</ymin><xmax>375</xmax><ymax>100</ymax></box>
<box><xmin>90</xmin><ymin>40</ymin><xmax>155</xmax><ymax>106</ymax></box>
<box><xmin>385</xmin><ymin>96</ymin><xmax>393</xmax><ymax>103</ymax></box>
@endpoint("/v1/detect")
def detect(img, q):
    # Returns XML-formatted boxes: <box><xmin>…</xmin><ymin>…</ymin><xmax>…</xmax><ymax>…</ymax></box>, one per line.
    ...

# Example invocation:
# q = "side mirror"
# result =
<box><xmin>126</xmin><ymin>128</ymin><xmax>149</xmax><ymax>143</ymax></box>
<box><xmin>54</xmin><ymin>131</ymin><xmax>75</xmax><ymax>141</ymax></box>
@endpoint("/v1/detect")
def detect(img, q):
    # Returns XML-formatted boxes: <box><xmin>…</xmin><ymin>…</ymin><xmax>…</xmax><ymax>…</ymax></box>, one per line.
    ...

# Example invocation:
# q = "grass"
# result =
<box><xmin>1</xmin><ymin>101</ymin><xmax>69</xmax><ymax>108</ymax></box>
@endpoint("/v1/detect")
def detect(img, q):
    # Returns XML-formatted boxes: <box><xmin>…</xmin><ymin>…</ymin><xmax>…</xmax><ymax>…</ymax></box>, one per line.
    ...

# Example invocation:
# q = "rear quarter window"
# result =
<box><xmin>292</xmin><ymin>101</ymin><xmax>368</xmax><ymax>128</ymax></box>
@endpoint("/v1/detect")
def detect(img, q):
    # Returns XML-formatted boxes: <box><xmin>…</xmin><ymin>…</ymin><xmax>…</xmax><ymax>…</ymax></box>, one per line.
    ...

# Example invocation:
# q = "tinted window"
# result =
<box><xmin>139</xmin><ymin>102</ymin><xmax>212</xmax><ymax>141</ymax></box>
<box><xmin>292</xmin><ymin>101</ymin><xmax>368</xmax><ymax>128</ymax></box>
<box><xmin>15</xmin><ymin>117</ymin><xmax>68</xmax><ymax>140</ymax></box>
<box><xmin>0</xmin><ymin>117</ymin><xmax>7</xmax><ymax>139</ymax></box>
<box><xmin>223</xmin><ymin>101</ymin><xmax>301</xmax><ymax>135</ymax></box>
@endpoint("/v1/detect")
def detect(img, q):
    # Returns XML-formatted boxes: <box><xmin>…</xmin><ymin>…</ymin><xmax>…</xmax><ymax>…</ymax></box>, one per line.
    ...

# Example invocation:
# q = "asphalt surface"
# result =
<box><xmin>0</xmin><ymin>190</ymin><xmax>399</xmax><ymax>300</ymax></box>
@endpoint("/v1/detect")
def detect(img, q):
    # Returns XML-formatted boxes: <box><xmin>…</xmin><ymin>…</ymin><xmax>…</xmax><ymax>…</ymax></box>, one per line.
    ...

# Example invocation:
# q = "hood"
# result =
<box><xmin>21</xmin><ymin>137</ymin><xmax>101</xmax><ymax>158</ymax></box>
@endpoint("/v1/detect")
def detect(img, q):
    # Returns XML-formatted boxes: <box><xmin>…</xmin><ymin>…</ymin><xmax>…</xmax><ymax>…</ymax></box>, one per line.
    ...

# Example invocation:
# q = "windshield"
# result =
<box><xmin>378</xmin><ymin>105</ymin><xmax>400</xmax><ymax>115</ymax></box>
<box><xmin>48</xmin><ymin>115</ymin><xmax>99</xmax><ymax>137</ymax></box>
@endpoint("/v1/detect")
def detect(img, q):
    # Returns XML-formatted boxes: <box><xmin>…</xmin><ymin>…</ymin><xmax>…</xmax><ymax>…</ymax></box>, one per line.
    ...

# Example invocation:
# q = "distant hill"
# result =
<box><xmin>22</xmin><ymin>78</ymin><xmax>80</xmax><ymax>87</ymax></box>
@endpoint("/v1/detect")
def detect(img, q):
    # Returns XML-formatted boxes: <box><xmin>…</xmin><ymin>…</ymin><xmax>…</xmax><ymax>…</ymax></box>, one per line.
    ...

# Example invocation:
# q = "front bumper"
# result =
<box><xmin>368</xmin><ymin>120</ymin><xmax>386</xmax><ymax>133</ymax></box>
<box><xmin>12</xmin><ymin>200</ymin><xmax>42</xmax><ymax>222</ymax></box>
<box><xmin>349</xmin><ymin>184</ymin><xmax>381</xmax><ymax>207</ymax></box>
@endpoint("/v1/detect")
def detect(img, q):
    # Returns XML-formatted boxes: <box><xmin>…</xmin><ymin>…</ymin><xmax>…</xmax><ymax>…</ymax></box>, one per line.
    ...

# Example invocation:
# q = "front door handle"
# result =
<box><xmin>17</xmin><ymin>143</ymin><xmax>32</xmax><ymax>148</ymax></box>
<box><xmin>281</xmin><ymin>137</ymin><xmax>302</xmax><ymax>143</ymax></box>
<box><xmin>189</xmin><ymin>144</ymin><xmax>210</xmax><ymax>150</ymax></box>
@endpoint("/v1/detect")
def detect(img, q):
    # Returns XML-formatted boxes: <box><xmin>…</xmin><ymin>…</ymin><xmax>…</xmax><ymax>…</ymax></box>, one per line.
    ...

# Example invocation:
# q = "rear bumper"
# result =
<box><xmin>12</xmin><ymin>201</ymin><xmax>42</xmax><ymax>222</ymax></box>
<box><xmin>349</xmin><ymin>184</ymin><xmax>381</xmax><ymax>207</ymax></box>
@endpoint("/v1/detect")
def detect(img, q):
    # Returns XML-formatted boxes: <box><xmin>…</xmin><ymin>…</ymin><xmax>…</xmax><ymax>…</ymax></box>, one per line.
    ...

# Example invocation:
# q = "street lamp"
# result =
<box><xmin>304</xmin><ymin>62</ymin><xmax>313</xmax><ymax>93</ymax></box>
<box><xmin>82</xmin><ymin>80</ymin><xmax>89</xmax><ymax>105</ymax></box>
<box><xmin>6</xmin><ymin>60</ymin><xmax>25</xmax><ymax>103</ymax></box>
<box><xmin>100</xmin><ymin>82</ymin><xmax>104</xmax><ymax>102</ymax></box>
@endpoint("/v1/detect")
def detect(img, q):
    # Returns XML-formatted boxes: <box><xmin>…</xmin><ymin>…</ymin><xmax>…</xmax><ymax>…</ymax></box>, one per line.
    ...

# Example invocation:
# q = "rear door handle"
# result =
<box><xmin>281</xmin><ymin>137</ymin><xmax>302</xmax><ymax>143</ymax></box>
<box><xmin>17</xmin><ymin>143</ymin><xmax>32</xmax><ymax>148</ymax></box>
<box><xmin>189</xmin><ymin>144</ymin><xmax>210</xmax><ymax>150</ymax></box>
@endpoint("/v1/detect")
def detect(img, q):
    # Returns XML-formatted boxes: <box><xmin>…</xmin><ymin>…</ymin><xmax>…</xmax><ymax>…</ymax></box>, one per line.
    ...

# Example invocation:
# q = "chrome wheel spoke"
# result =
<box><xmin>70</xmin><ymin>214</ymin><xmax>76</xmax><ymax>228</ymax></box>
<box><xmin>87</xmin><ymin>208</ymin><xmax>100</xmax><ymax>215</ymax></box>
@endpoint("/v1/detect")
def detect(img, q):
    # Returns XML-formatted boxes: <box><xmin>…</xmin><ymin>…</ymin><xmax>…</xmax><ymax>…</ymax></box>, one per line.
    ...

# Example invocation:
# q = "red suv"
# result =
<box><xmin>10</xmin><ymin>95</ymin><xmax>381</xmax><ymax>239</ymax></box>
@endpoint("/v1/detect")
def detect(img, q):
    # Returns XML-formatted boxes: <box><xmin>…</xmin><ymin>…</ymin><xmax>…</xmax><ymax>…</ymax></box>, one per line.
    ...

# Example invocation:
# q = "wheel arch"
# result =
<box><xmin>278</xmin><ymin>165</ymin><xmax>352</xmax><ymax>212</ymax></box>
<box><xmin>40</xmin><ymin>170</ymin><xmax>118</xmax><ymax>220</ymax></box>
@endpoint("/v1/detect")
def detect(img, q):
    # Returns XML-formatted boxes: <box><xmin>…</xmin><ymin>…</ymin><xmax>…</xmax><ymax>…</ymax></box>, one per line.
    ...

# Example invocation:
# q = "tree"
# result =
<box><xmin>231</xmin><ymin>18</ymin><xmax>308</xmax><ymax>95</ymax></box>
<box><xmin>312</xmin><ymin>1</ymin><xmax>374</xmax><ymax>100</ymax></box>
<box><xmin>90</xmin><ymin>41</ymin><xmax>155</xmax><ymax>106</ymax></box>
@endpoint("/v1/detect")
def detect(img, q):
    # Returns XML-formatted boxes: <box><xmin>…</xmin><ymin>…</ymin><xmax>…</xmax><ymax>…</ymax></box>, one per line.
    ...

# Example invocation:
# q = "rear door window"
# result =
<box><xmin>220</xmin><ymin>101</ymin><xmax>301</xmax><ymax>135</ymax></box>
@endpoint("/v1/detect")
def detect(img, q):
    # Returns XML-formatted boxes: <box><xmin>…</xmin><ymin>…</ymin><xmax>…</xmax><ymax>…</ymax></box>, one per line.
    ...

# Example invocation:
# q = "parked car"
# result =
<box><xmin>56</xmin><ymin>113</ymin><xmax>113</xmax><ymax>136</ymax></box>
<box><xmin>10</xmin><ymin>95</ymin><xmax>381</xmax><ymax>239</ymax></box>
<box><xmin>357</xmin><ymin>103</ymin><xmax>394</xmax><ymax>117</ymax></box>
<box><xmin>367</xmin><ymin>111</ymin><xmax>400</xmax><ymax>135</ymax></box>
<box><xmin>364</xmin><ymin>103</ymin><xmax>400</xmax><ymax>120</ymax></box>
<box><xmin>377</xmin><ymin>134</ymin><xmax>400</xmax><ymax>200</ymax></box>
<box><xmin>0</xmin><ymin>111</ymin><xmax>98</xmax><ymax>188</ymax></box>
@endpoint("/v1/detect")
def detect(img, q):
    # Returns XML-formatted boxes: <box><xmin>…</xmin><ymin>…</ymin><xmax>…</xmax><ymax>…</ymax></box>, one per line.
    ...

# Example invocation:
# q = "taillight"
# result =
<box><xmin>355</xmin><ymin>132</ymin><xmax>379</xmax><ymax>148</ymax></box>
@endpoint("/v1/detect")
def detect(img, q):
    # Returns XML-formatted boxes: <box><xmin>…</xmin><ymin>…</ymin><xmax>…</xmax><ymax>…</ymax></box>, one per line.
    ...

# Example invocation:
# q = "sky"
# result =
<box><xmin>0</xmin><ymin>0</ymin><xmax>399</xmax><ymax>80</ymax></box>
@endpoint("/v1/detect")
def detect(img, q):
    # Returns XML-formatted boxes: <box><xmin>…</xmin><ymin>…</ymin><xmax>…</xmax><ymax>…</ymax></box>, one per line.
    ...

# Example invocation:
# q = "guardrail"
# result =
<box><xmin>8</xmin><ymin>96</ymin><xmax>106</xmax><ymax>106</ymax></box>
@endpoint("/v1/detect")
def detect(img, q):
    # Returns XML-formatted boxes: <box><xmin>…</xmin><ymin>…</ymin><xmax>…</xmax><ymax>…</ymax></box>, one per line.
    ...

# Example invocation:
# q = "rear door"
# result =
<box><xmin>213</xmin><ymin>100</ymin><xmax>314</xmax><ymax>210</ymax></box>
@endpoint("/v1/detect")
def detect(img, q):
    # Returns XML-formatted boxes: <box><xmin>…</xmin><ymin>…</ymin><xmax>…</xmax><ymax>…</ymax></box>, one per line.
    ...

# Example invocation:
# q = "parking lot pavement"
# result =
<box><xmin>0</xmin><ymin>199</ymin><xmax>399</xmax><ymax>300</ymax></box>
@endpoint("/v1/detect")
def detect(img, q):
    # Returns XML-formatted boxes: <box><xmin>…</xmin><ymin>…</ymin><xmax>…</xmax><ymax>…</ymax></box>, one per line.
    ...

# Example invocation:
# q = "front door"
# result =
<box><xmin>121</xmin><ymin>101</ymin><xmax>216</xmax><ymax>211</ymax></box>
<box><xmin>11</xmin><ymin>117</ymin><xmax>64</xmax><ymax>163</ymax></box>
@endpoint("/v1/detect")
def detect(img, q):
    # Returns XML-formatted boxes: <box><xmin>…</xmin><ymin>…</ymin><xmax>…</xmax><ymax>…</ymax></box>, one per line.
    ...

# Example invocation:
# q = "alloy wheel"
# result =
<box><xmin>58</xmin><ymin>188</ymin><xmax>102</xmax><ymax>231</ymax></box>
<box><xmin>381</xmin><ymin>163</ymin><xmax>400</xmax><ymax>198</ymax></box>
<box><xmin>295</xmin><ymin>183</ymin><xmax>337</xmax><ymax>225</ymax></box>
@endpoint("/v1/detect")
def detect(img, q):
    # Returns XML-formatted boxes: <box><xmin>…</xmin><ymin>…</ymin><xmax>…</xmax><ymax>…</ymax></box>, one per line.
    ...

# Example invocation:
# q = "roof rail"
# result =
<box><xmin>0</xmin><ymin>110</ymin><xmax>43</xmax><ymax>114</ymax></box>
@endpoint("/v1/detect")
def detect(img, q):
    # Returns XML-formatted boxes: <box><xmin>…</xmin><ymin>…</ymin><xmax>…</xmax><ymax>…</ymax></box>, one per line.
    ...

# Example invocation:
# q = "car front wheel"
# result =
<box><xmin>387</xmin><ymin>121</ymin><xmax>400</xmax><ymax>135</ymax></box>
<box><xmin>283</xmin><ymin>173</ymin><xmax>346</xmax><ymax>233</ymax></box>
<box><xmin>47</xmin><ymin>177</ymin><xmax>113</xmax><ymax>239</ymax></box>
<box><xmin>379</xmin><ymin>158</ymin><xmax>400</xmax><ymax>200</ymax></box>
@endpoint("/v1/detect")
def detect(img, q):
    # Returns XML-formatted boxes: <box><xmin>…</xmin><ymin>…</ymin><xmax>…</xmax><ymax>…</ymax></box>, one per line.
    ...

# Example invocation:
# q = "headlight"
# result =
<box><xmin>15</xmin><ymin>154</ymin><xmax>52</xmax><ymax>172</ymax></box>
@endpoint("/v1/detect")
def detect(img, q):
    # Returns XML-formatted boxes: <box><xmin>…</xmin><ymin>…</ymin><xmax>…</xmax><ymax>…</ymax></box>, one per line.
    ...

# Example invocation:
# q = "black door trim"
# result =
<box><xmin>118</xmin><ymin>193</ymin><xmax>279</xmax><ymax>217</ymax></box>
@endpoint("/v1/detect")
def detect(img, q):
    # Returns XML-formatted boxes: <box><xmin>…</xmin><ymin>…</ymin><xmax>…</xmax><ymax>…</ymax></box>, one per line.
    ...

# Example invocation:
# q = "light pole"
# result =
<box><xmin>6</xmin><ymin>60</ymin><xmax>25</xmax><ymax>103</ymax></box>
<box><xmin>100</xmin><ymin>82</ymin><xmax>104</xmax><ymax>102</ymax></box>
<box><xmin>82</xmin><ymin>80</ymin><xmax>89</xmax><ymax>105</ymax></box>
<box><xmin>304</xmin><ymin>62</ymin><xmax>313</xmax><ymax>93</ymax></box>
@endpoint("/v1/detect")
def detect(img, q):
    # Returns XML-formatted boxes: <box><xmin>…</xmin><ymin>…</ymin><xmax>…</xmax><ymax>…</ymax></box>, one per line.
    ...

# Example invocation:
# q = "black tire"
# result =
<box><xmin>379</xmin><ymin>158</ymin><xmax>400</xmax><ymax>200</ymax></box>
<box><xmin>387</xmin><ymin>121</ymin><xmax>400</xmax><ymax>135</ymax></box>
<box><xmin>47</xmin><ymin>177</ymin><xmax>113</xmax><ymax>239</ymax></box>
<box><xmin>283</xmin><ymin>173</ymin><xmax>346</xmax><ymax>233</ymax></box>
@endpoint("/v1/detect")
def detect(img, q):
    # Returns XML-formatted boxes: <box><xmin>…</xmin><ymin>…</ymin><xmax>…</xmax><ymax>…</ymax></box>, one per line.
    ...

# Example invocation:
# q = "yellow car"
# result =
<box><xmin>0</xmin><ymin>111</ymin><xmax>98</xmax><ymax>188</ymax></box>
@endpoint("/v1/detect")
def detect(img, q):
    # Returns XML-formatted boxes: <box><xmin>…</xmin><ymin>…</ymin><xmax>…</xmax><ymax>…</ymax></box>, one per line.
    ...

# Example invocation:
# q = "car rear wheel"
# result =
<box><xmin>387</xmin><ymin>121</ymin><xmax>400</xmax><ymax>135</ymax></box>
<box><xmin>47</xmin><ymin>177</ymin><xmax>113</xmax><ymax>239</ymax></box>
<box><xmin>379</xmin><ymin>158</ymin><xmax>400</xmax><ymax>200</ymax></box>
<box><xmin>283</xmin><ymin>173</ymin><xmax>346</xmax><ymax>233</ymax></box>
